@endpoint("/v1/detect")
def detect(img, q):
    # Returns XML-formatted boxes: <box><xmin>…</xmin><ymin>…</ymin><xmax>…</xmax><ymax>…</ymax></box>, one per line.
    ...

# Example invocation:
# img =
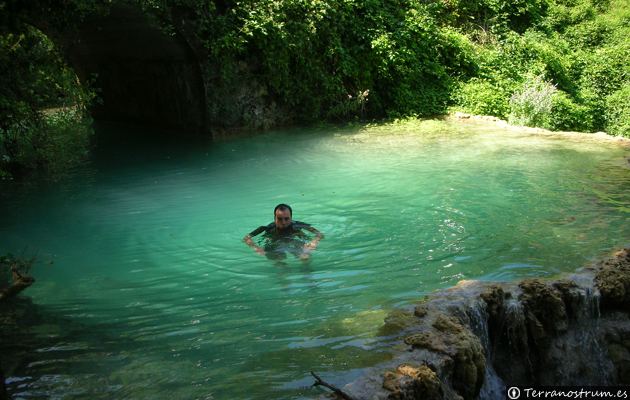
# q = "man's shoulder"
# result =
<box><xmin>249</xmin><ymin>222</ymin><xmax>276</xmax><ymax>236</ymax></box>
<box><xmin>292</xmin><ymin>221</ymin><xmax>311</xmax><ymax>229</ymax></box>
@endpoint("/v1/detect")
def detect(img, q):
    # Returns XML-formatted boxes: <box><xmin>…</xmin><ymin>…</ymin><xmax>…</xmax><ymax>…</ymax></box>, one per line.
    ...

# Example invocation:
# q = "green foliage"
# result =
<box><xmin>370</xmin><ymin>6</ymin><xmax>453</xmax><ymax>117</ymax></box>
<box><xmin>604</xmin><ymin>84</ymin><xmax>630</xmax><ymax>137</ymax></box>
<box><xmin>509</xmin><ymin>74</ymin><xmax>557</xmax><ymax>128</ymax></box>
<box><xmin>577</xmin><ymin>41</ymin><xmax>630</xmax><ymax>129</ymax></box>
<box><xmin>184</xmin><ymin>0</ymin><xmax>484</xmax><ymax>124</ymax></box>
<box><xmin>547</xmin><ymin>90</ymin><xmax>593</xmax><ymax>131</ymax></box>
<box><xmin>0</xmin><ymin>24</ymin><xmax>94</xmax><ymax>179</ymax></box>
<box><xmin>436</xmin><ymin>0</ymin><xmax>548</xmax><ymax>33</ymax></box>
<box><xmin>1</xmin><ymin>0</ymin><xmax>628</xmax><ymax>149</ymax></box>
<box><xmin>448</xmin><ymin>0</ymin><xmax>628</xmax><ymax>134</ymax></box>
<box><xmin>83</xmin><ymin>0</ymin><xmax>630</xmax><ymax>135</ymax></box>
<box><xmin>453</xmin><ymin>78</ymin><xmax>511</xmax><ymax>118</ymax></box>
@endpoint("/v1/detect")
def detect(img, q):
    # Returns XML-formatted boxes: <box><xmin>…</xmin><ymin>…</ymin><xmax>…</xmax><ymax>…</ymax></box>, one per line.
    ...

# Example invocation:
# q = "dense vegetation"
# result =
<box><xmin>0</xmin><ymin>0</ymin><xmax>628</xmax><ymax>178</ymax></box>
<box><xmin>158</xmin><ymin>0</ymin><xmax>628</xmax><ymax>133</ymax></box>
<box><xmin>0</xmin><ymin>1</ymin><xmax>96</xmax><ymax>179</ymax></box>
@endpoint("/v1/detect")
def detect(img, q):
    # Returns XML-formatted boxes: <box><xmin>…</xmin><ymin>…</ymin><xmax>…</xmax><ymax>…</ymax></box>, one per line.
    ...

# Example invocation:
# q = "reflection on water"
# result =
<box><xmin>1</xmin><ymin>119</ymin><xmax>629</xmax><ymax>399</ymax></box>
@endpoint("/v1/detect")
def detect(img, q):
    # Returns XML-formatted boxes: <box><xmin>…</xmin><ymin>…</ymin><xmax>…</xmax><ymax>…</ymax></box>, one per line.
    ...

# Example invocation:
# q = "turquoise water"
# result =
<box><xmin>1</xmin><ymin>119</ymin><xmax>629</xmax><ymax>399</ymax></box>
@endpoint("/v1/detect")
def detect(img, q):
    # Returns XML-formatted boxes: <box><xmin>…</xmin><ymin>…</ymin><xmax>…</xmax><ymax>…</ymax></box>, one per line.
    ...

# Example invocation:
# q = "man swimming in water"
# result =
<box><xmin>243</xmin><ymin>204</ymin><xmax>324</xmax><ymax>260</ymax></box>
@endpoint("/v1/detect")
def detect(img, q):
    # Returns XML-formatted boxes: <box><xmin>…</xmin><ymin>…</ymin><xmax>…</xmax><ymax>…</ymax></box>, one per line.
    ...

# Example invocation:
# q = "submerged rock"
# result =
<box><xmin>338</xmin><ymin>248</ymin><xmax>630</xmax><ymax>399</ymax></box>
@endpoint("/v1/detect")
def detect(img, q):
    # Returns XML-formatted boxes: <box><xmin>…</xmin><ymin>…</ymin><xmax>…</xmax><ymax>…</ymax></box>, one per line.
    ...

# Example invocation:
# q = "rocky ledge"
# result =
<box><xmin>339</xmin><ymin>248</ymin><xmax>630</xmax><ymax>400</ymax></box>
<box><xmin>449</xmin><ymin>112</ymin><xmax>630</xmax><ymax>146</ymax></box>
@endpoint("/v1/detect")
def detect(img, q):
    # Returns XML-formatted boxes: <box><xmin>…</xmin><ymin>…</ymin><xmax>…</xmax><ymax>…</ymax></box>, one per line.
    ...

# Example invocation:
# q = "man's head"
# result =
<box><xmin>274</xmin><ymin>204</ymin><xmax>293</xmax><ymax>230</ymax></box>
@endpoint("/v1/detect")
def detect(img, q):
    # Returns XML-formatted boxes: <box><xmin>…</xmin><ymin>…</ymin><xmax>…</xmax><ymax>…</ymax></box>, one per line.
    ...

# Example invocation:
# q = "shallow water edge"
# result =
<box><xmin>448</xmin><ymin>112</ymin><xmax>630</xmax><ymax>147</ymax></box>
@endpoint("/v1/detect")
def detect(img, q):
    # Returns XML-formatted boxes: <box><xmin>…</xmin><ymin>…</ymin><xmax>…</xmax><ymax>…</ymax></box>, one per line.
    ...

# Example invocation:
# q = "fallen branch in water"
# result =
<box><xmin>0</xmin><ymin>265</ymin><xmax>35</xmax><ymax>302</ymax></box>
<box><xmin>310</xmin><ymin>371</ymin><xmax>356</xmax><ymax>400</ymax></box>
<box><xmin>0</xmin><ymin>255</ymin><xmax>35</xmax><ymax>302</ymax></box>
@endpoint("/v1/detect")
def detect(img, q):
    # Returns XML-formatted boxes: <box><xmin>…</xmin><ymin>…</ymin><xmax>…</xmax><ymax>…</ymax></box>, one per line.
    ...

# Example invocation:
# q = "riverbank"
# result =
<box><xmin>448</xmin><ymin>112</ymin><xmax>630</xmax><ymax>147</ymax></box>
<box><xmin>333</xmin><ymin>248</ymin><xmax>630</xmax><ymax>399</ymax></box>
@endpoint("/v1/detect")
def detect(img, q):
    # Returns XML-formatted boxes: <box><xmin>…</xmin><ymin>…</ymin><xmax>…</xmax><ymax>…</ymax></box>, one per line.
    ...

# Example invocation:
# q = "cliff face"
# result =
<box><xmin>344</xmin><ymin>248</ymin><xmax>630</xmax><ymax>400</ymax></box>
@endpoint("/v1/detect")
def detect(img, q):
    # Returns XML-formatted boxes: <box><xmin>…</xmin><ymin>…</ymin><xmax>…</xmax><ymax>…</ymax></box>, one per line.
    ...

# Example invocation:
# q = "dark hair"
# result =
<box><xmin>274</xmin><ymin>203</ymin><xmax>292</xmax><ymax>217</ymax></box>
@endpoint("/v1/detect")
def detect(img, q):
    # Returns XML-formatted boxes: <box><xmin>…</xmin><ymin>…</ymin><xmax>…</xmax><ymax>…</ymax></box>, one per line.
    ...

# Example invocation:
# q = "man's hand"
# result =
<box><xmin>244</xmin><ymin>234</ymin><xmax>266</xmax><ymax>256</ymax></box>
<box><xmin>304</xmin><ymin>238</ymin><xmax>320</xmax><ymax>251</ymax></box>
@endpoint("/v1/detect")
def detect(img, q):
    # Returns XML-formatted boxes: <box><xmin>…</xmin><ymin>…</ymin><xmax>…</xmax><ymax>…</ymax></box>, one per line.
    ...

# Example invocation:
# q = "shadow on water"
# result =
<box><xmin>1</xmin><ymin>298</ymin><xmax>128</xmax><ymax>398</ymax></box>
<box><xmin>91</xmin><ymin>121</ymin><xmax>214</xmax><ymax>168</ymax></box>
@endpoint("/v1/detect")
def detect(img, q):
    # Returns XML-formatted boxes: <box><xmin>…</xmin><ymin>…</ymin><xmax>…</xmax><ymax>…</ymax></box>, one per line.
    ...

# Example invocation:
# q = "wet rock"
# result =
<box><xmin>341</xmin><ymin>248</ymin><xmax>630</xmax><ymax>400</ymax></box>
<box><xmin>552</xmin><ymin>280</ymin><xmax>583</xmax><ymax>319</ymax></box>
<box><xmin>383</xmin><ymin>364</ymin><xmax>444</xmax><ymax>400</ymax></box>
<box><xmin>381</xmin><ymin>309</ymin><xmax>418</xmax><ymax>335</ymax></box>
<box><xmin>600</xmin><ymin>316</ymin><xmax>630</xmax><ymax>384</ymax></box>
<box><xmin>433</xmin><ymin>315</ymin><xmax>465</xmax><ymax>335</ymax></box>
<box><xmin>478</xmin><ymin>284</ymin><xmax>531</xmax><ymax>384</ymax></box>
<box><xmin>445</xmin><ymin>323</ymin><xmax>485</xmax><ymax>400</ymax></box>
<box><xmin>402</xmin><ymin>314</ymin><xmax>485</xmax><ymax>399</ymax></box>
<box><xmin>519</xmin><ymin>279</ymin><xmax>568</xmax><ymax>338</ymax></box>
<box><xmin>414</xmin><ymin>305</ymin><xmax>428</xmax><ymax>318</ymax></box>
<box><xmin>595</xmin><ymin>248</ymin><xmax>630</xmax><ymax>309</ymax></box>
<box><xmin>480</xmin><ymin>285</ymin><xmax>506</xmax><ymax>320</ymax></box>
<box><xmin>405</xmin><ymin>332</ymin><xmax>449</xmax><ymax>354</ymax></box>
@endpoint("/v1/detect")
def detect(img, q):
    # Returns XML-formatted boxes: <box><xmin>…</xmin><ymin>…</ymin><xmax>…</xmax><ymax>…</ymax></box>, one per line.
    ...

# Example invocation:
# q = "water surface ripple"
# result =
<box><xmin>1</xmin><ymin>120</ymin><xmax>629</xmax><ymax>399</ymax></box>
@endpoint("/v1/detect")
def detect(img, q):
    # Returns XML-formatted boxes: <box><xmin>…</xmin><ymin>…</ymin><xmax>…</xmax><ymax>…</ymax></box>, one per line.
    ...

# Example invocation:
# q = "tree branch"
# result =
<box><xmin>0</xmin><ymin>264</ymin><xmax>34</xmax><ymax>302</ymax></box>
<box><xmin>310</xmin><ymin>371</ymin><xmax>356</xmax><ymax>400</ymax></box>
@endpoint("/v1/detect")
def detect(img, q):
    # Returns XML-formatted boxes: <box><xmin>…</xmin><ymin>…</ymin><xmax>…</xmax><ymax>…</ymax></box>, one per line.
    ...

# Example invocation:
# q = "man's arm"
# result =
<box><xmin>243</xmin><ymin>226</ymin><xmax>267</xmax><ymax>256</ymax></box>
<box><xmin>303</xmin><ymin>225</ymin><xmax>324</xmax><ymax>250</ymax></box>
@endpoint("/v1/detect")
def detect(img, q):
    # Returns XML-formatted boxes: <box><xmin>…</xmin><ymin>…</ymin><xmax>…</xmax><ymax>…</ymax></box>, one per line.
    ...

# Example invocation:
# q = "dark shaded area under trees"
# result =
<box><xmin>0</xmin><ymin>255</ymin><xmax>35</xmax><ymax>399</ymax></box>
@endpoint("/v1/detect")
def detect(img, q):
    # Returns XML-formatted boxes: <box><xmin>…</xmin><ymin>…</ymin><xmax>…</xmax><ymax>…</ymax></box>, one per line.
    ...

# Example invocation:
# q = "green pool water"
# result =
<box><xmin>1</xmin><ymin>119</ymin><xmax>629</xmax><ymax>399</ymax></box>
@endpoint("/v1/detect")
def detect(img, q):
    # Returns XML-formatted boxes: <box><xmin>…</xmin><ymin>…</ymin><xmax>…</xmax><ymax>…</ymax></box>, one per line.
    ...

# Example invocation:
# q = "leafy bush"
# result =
<box><xmin>0</xmin><ymin>24</ymin><xmax>94</xmax><ymax>179</ymax></box>
<box><xmin>547</xmin><ymin>90</ymin><xmax>594</xmax><ymax>132</ymax></box>
<box><xmin>604</xmin><ymin>84</ymin><xmax>630</xmax><ymax>137</ymax></box>
<box><xmin>1</xmin><ymin>108</ymin><xmax>92</xmax><ymax>178</ymax></box>
<box><xmin>453</xmin><ymin>78</ymin><xmax>511</xmax><ymax>118</ymax></box>
<box><xmin>577</xmin><ymin>42</ymin><xmax>629</xmax><ymax>130</ymax></box>
<box><xmin>508</xmin><ymin>74</ymin><xmax>557</xmax><ymax>128</ymax></box>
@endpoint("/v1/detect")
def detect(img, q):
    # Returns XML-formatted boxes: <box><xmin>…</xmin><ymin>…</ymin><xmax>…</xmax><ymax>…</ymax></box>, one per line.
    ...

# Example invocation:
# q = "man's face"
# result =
<box><xmin>274</xmin><ymin>208</ymin><xmax>292</xmax><ymax>230</ymax></box>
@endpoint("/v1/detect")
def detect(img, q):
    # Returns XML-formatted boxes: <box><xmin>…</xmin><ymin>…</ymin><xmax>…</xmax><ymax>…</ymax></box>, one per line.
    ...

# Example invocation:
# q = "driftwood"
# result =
<box><xmin>311</xmin><ymin>371</ymin><xmax>356</xmax><ymax>400</ymax></box>
<box><xmin>0</xmin><ymin>265</ymin><xmax>34</xmax><ymax>302</ymax></box>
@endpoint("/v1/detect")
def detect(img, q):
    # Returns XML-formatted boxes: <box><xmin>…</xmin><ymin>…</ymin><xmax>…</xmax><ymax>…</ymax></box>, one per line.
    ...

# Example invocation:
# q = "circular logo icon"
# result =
<box><xmin>508</xmin><ymin>387</ymin><xmax>521</xmax><ymax>400</ymax></box>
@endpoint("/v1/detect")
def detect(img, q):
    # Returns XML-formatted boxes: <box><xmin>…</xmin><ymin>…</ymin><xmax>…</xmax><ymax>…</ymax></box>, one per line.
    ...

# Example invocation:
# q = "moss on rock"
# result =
<box><xmin>383</xmin><ymin>364</ymin><xmax>444</xmax><ymax>400</ymax></box>
<box><xmin>595</xmin><ymin>248</ymin><xmax>630</xmax><ymax>309</ymax></box>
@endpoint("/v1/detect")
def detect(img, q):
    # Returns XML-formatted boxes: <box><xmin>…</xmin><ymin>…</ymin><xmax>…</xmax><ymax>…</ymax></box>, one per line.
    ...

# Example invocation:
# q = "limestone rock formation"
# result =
<box><xmin>340</xmin><ymin>248</ymin><xmax>630</xmax><ymax>399</ymax></box>
<box><xmin>383</xmin><ymin>364</ymin><xmax>444</xmax><ymax>400</ymax></box>
<box><xmin>595</xmin><ymin>248</ymin><xmax>630</xmax><ymax>309</ymax></box>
